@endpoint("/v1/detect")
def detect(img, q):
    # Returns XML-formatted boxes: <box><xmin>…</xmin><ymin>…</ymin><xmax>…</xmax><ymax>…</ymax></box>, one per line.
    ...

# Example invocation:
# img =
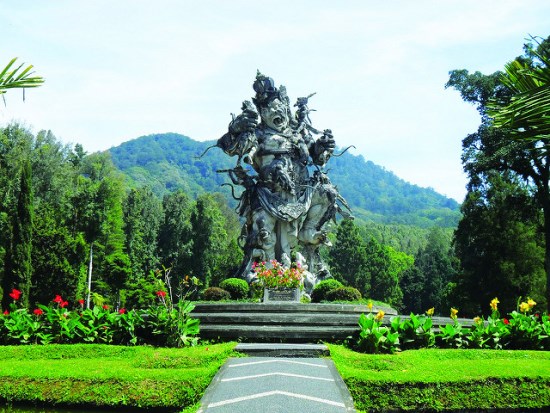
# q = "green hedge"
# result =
<box><xmin>329</xmin><ymin>344</ymin><xmax>550</xmax><ymax>412</ymax></box>
<box><xmin>0</xmin><ymin>343</ymin><xmax>236</xmax><ymax>410</ymax></box>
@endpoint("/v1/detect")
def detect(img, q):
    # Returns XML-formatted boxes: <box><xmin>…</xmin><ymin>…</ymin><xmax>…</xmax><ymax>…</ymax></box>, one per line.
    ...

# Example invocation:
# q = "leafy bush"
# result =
<box><xmin>0</xmin><ymin>285</ymin><xmax>199</xmax><ymax>347</ymax></box>
<box><xmin>219</xmin><ymin>278</ymin><xmax>249</xmax><ymax>300</ymax></box>
<box><xmin>325</xmin><ymin>286</ymin><xmax>362</xmax><ymax>302</ymax></box>
<box><xmin>396</xmin><ymin>313</ymin><xmax>435</xmax><ymax>350</ymax></box>
<box><xmin>354</xmin><ymin>311</ymin><xmax>399</xmax><ymax>354</ymax></box>
<box><xmin>311</xmin><ymin>279</ymin><xmax>343</xmax><ymax>302</ymax></box>
<box><xmin>202</xmin><ymin>287</ymin><xmax>230</xmax><ymax>301</ymax></box>
<box><xmin>350</xmin><ymin>297</ymin><xmax>550</xmax><ymax>354</ymax></box>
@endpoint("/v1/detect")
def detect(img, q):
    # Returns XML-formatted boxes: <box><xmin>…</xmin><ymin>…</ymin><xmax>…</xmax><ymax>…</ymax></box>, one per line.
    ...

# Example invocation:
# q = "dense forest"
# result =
<box><xmin>1</xmin><ymin>34</ymin><xmax>548</xmax><ymax>315</ymax></box>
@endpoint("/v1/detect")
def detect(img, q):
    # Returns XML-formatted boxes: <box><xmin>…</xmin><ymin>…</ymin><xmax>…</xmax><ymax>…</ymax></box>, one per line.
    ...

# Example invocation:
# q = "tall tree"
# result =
<box><xmin>187</xmin><ymin>194</ymin><xmax>228</xmax><ymax>287</ymax></box>
<box><xmin>124</xmin><ymin>186</ymin><xmax>162</xmax><ymax>282</ymax></box>
<box><xmin>328</xmin><ymin>219</ymin><xmax>371</xmax><ymax>294</ymax></box>
<box><xmin>2</xmin><ymin>159</ymin><xmax>33</xmax><ymax>308</ymax></box>
<box><xmin>487</xmin><ymin>36</ymin><xmax>550</xmax><ymax>309</ymax></box>
<box><xmin>453</xmin><ymin>172</ymin><xmax>545</xmax><ymax>315</ymax></box>
<box><xmin>157</xmin><ymin>190</ymin><xmax>193</xmax><ymax>278</ymax></box>
<box><xmin>447</xmin><ymin>36</ymin><xmax>550</xmax><ymax>310</ymax></box>
<box><xmin>401</xmin><ymin>227</ymin><xmax>457</xmax><ymax>315</ymax></box>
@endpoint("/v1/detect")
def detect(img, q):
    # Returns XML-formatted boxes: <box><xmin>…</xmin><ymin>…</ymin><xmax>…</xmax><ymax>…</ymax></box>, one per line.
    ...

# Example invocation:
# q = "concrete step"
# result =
<box><xmin>235</xmin><ymin>343</ymin><xmax>330</xmax><ymax>357</ymax></box>
<box><xmin>200</xmin><ymin>324</ymin><xmax>356</xmax><ymax>341</ymax></box>
<box><xmin>191</xmin><ymin>302</ymin><xmax>475</xmax><ymax>343</ymax></box>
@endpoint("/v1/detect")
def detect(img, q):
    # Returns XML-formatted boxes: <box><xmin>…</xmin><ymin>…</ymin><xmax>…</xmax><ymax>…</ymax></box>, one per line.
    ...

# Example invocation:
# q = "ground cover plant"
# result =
<box><xmin>0</xmin><ymin>343</ymin><xmax>237</xmax><ymax>411</ymax></box>
<box><xmin>352</xmin><ymin>297</ymin><xmax>550</xmax><ymax>353</ymax></box>
<box><xmin>329</xmin><ymin>344</ymin><xmax>550</xmax><ymax>412</ymax></box>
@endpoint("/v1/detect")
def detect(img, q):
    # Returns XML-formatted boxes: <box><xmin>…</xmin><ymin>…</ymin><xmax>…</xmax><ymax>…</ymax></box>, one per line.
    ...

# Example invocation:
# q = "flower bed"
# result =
<box><xmin>1</xmin><ymin>288</ymin><xmax>199</xmax><ymax>347</ymax></box>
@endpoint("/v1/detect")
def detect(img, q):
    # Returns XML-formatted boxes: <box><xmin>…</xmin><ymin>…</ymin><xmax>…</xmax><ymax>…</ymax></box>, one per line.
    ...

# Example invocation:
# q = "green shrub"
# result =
<box><xmin>219</xmin><ymin>278</ymin><xmax>249</xmax><ymax>300</ymax></box>
<box><xmin>202</xmin><ymin>287</ymin><xmax>230</xmax><ymax>301</ymax></box>
<box><xmin>311</xmin><ymin>279</ymin><xmax>343</xmax><ymax>302</ymax></box>
<box><xmin>325</xmin><ymin>286</ymin><xmax>362</xmax><ymax>302</ymax></box>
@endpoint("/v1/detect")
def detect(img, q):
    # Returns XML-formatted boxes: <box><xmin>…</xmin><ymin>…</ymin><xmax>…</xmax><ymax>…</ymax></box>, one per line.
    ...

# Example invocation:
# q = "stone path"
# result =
<box><xmin>197</xmin><ymin>357</ymin><xmax>356</xmax><ymax>412</ymax></box>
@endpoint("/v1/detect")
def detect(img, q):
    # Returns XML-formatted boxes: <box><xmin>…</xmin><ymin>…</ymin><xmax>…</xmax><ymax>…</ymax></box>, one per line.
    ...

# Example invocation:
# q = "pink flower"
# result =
<box><xmin>9</xmin><ymin>288</ymin><xmax>21</xmax><ymax>300</ymax></box>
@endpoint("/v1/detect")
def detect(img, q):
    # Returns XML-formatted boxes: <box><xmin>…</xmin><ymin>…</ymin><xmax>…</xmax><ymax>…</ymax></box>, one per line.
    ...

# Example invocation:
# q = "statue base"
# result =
<box><xmin>263</xmin><ymin>288</ymin><xmax>301</xmax><ymax>303</ymax></box>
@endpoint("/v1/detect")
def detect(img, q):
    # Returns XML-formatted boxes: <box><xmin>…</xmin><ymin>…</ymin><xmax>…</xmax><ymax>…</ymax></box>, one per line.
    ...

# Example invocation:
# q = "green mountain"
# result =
<box><xmin>108</xmin><ymin>133</ymin><xmax>460</xmax><ymax>227</ymax></box>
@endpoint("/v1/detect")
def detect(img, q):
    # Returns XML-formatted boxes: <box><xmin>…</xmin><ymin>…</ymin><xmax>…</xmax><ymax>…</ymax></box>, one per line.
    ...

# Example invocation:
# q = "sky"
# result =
<box><xmin>1</xmin><ymin>1</ymin><xmax>549</xmax><ymax>202</ymax></box>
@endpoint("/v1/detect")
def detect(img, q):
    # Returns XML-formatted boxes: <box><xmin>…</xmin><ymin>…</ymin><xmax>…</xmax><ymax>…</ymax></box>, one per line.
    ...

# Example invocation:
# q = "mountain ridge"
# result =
<box><xmin>108</xmin><ymin>132</ymin><xmax>460</xmax><ymax>228</ymax></box>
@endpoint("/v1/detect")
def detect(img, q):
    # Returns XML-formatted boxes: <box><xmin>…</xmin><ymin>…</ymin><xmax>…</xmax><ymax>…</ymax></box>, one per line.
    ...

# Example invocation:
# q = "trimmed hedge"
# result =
<box><xmin>0</xmin><ymin>343</ymin><xmax>236</xmax><ymax>410</ymax></box>
<box><xmin>219</xmin><ymin>278</ymin><xmax>249</xmax><ymax>300</ymax></box>
<box><xmin>202</xmin><ymin>287</ymin><xmax>230</xmax><ymax>301</ymax></box>
<box><xmin>325</xmin><ymin>286</ymin><xmax>362</xmax><ymax>302</ymax></box>
<box><xmin>311</xmin><ymin>279</ymin><xmax>343</xmax><ymax>302</ymax></box>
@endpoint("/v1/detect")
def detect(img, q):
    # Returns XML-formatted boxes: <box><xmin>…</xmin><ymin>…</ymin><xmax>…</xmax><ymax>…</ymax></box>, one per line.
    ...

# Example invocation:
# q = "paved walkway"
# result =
<box><xmin>197</xmin><ymin>357</ymin><xmax>356</xmax><ymax>413</ymax></box>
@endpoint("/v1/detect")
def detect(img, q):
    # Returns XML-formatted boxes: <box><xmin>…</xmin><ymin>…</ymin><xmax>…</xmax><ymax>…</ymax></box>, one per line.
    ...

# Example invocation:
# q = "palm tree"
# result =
<box><xmin>488</xmin><ymin>37</ymin><xmax>550</xmax><ymax>309</ymax></box>
<box><xmin>0</xmin><ymin>57</ymin><xmax>44</xmax><ymax>102</ymax></box>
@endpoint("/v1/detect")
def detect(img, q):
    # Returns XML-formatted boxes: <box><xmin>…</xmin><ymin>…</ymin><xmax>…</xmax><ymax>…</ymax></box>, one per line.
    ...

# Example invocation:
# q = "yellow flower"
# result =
<box><xmin>426</xmin><ymin>307</ymin><xmax>435</xmax><ymax>316</ymax></box>
<box><xmin>519</xmin><ymin>302</ymin><xmax>530</xmax><ymax>313</ymax></box>
<box><xmin>374</xmin><ymin>310</ymin><xmax>385</xmax><ymax>322</ymax></box>
<box><xmin>450</xmin><ymin>308</ymin><xmax>458</xmax><ymax>319</ymax></box>
<box><xmin>473</xmin><ymin>316</ymin><xmax>482</xmax><ymax>324</ymax></box>
<box><xmin>367</xmin><ymin>300</ymin><xmax>373</xmax><ymax>312</ymax></box>
<box><xmin>527</xmin><ymin>298</ymin><xmax>537</xmax><ymax>309</ymax></box>
<box><xmin>490</xmin><ymin>297</ymin><xmax>499</xmax><ymax>312</ymax></box>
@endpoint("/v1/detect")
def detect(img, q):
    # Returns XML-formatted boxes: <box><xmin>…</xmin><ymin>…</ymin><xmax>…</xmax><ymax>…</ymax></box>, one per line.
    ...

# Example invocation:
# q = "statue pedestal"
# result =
<box><xmin>263</xmin><ymin>288</ymin><xmax>300</xmax><ymax>303</ymax></box>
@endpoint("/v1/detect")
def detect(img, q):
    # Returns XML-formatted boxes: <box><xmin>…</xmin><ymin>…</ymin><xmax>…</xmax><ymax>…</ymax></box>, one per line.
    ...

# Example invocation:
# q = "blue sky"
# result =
<box><xmin>1</xmin><ymin>1</ymin><xmax>549</xmax><ymax>202</ymax></box>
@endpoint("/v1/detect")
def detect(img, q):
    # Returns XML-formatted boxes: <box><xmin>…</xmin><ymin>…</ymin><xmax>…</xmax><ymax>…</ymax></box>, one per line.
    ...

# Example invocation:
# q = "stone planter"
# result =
<box><xmin>263</xmin><ymin>287</ymin><xmax>301</xmax><ymax>303</ymax></box>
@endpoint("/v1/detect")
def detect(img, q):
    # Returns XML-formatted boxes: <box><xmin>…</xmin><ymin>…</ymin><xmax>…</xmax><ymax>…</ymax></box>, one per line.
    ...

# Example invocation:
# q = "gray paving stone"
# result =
<box><xmin>197</xmin><ymin>357</ymin><xmax>356</xmax><ymax>413</ymax></box>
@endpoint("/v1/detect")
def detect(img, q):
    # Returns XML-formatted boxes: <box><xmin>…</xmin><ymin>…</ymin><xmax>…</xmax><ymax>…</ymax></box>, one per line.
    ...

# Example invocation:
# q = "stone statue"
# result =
<box><xmin>214</xmin><ymin>71</ymin><xmax>353</xmax><ymax>293</ymax></box>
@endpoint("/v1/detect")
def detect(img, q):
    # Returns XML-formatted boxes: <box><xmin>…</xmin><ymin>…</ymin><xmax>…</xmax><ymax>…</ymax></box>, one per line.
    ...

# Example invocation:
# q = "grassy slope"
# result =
<box><xmin>0</xmin><ymin>344</ymin><xmax>237</xmax><ymax>411</ymax></box>
<box><xmin>329</xmin><ymin>344</ymin><xmax>550</xmax><ymax>412</ymax></box>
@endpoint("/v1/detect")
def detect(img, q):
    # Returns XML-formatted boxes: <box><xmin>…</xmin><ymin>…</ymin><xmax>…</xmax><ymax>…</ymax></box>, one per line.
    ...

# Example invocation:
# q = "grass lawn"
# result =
<box><xmin>0</xmin><ymin>343</ymin><xmax>238</xmax><ymax>412</ymax></box>
<box><xmin>329</xmin><ymin>344</ymin><xmax>550</xmax><ymax>412</ymax></box>
<box><xmin>1</xmin><ymin>343</ymin><xmax>549</xmax><ymax>412</ymax></box>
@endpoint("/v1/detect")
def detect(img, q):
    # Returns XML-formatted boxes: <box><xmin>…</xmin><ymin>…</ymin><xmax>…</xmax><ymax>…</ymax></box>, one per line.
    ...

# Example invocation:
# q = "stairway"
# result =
<box><xmin>191</xmin><ymin>302</ymin><xmax>397</xmax><ymax>343</ymax></box>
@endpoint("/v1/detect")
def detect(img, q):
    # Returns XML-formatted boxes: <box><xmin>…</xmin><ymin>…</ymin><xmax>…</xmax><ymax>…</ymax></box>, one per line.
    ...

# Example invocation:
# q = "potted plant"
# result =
<box><xmin>253</xmin><ymin>260</ymin><xmax>304</xmax><ymax>302</ymax></box>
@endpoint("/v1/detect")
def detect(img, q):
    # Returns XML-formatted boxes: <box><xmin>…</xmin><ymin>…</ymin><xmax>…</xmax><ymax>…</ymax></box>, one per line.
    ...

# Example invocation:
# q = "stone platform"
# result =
<box><xmin>191</xmin><ymin>302</ymin><xmax>397</xmax><ymax>342</ymax></box>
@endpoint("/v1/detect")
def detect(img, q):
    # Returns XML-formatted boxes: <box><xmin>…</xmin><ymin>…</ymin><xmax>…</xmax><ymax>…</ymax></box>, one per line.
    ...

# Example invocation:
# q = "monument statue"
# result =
<box><xmin>214</xmin><ymin>72</ymin><xmax>353</xmax><ymax>294</ymax></box>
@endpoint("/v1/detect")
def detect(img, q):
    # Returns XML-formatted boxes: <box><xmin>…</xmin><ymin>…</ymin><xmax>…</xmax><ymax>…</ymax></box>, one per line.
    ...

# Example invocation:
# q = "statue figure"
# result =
<box><xmin>214</xmin><ymin>71</ymin><xmax>353</xmax><ymax>293</ymax></box>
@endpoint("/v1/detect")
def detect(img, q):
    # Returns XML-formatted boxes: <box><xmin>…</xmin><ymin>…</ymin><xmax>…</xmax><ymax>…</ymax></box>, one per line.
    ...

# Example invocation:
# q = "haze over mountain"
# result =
<box><xmin>108</xmin><ymin>133</ymin><xmax>460</xmax><ymax>228</ymax></box>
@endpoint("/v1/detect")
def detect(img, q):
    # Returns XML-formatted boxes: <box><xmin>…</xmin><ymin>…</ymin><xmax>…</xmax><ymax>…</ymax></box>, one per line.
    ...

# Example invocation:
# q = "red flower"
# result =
<box><xmin>102</xmin><ymin>304</ymin><xmax>109</xmax><ymax>310</ymax></box>
<box><xmin>53</xmin><ymin>295</ymin><xmax>63</xmax><ymax>304</ymax></box>
<box><xmin>9</xmin><ymin>288</ymin><xmax>21</xmax><ymax>301</ymax></box>
<box><xmin>156</xmin><ymin>291</ymin><xmax>167</xmax><ymax>298</ymax></box>
<box><xmin>78</xmin><ymin>299</ymin><xmax>85</xmax><ymax>307</ymax></box>
<box><xmin>33</xmin><ymin>308</ymin><xmax>44</xmax><ymax>316</ymax></box>
<box><xmin>503</xmin><ymin>318</ymin><xmax>510</xmax><ymax>325</ymax></box>
<box><xmin>60</xmin><ymin>301</ymin><xmax>69</xmax><ymax>308</ymax></box>
<box><xmin>3</xmin><ymin>310</ymin><xmax>9</xmax><ymax>316</ymax></box>
<box><xmin>118</xmin><ymin>308</ymin><xmax>126</xmax><ymax>314</ymax></box>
